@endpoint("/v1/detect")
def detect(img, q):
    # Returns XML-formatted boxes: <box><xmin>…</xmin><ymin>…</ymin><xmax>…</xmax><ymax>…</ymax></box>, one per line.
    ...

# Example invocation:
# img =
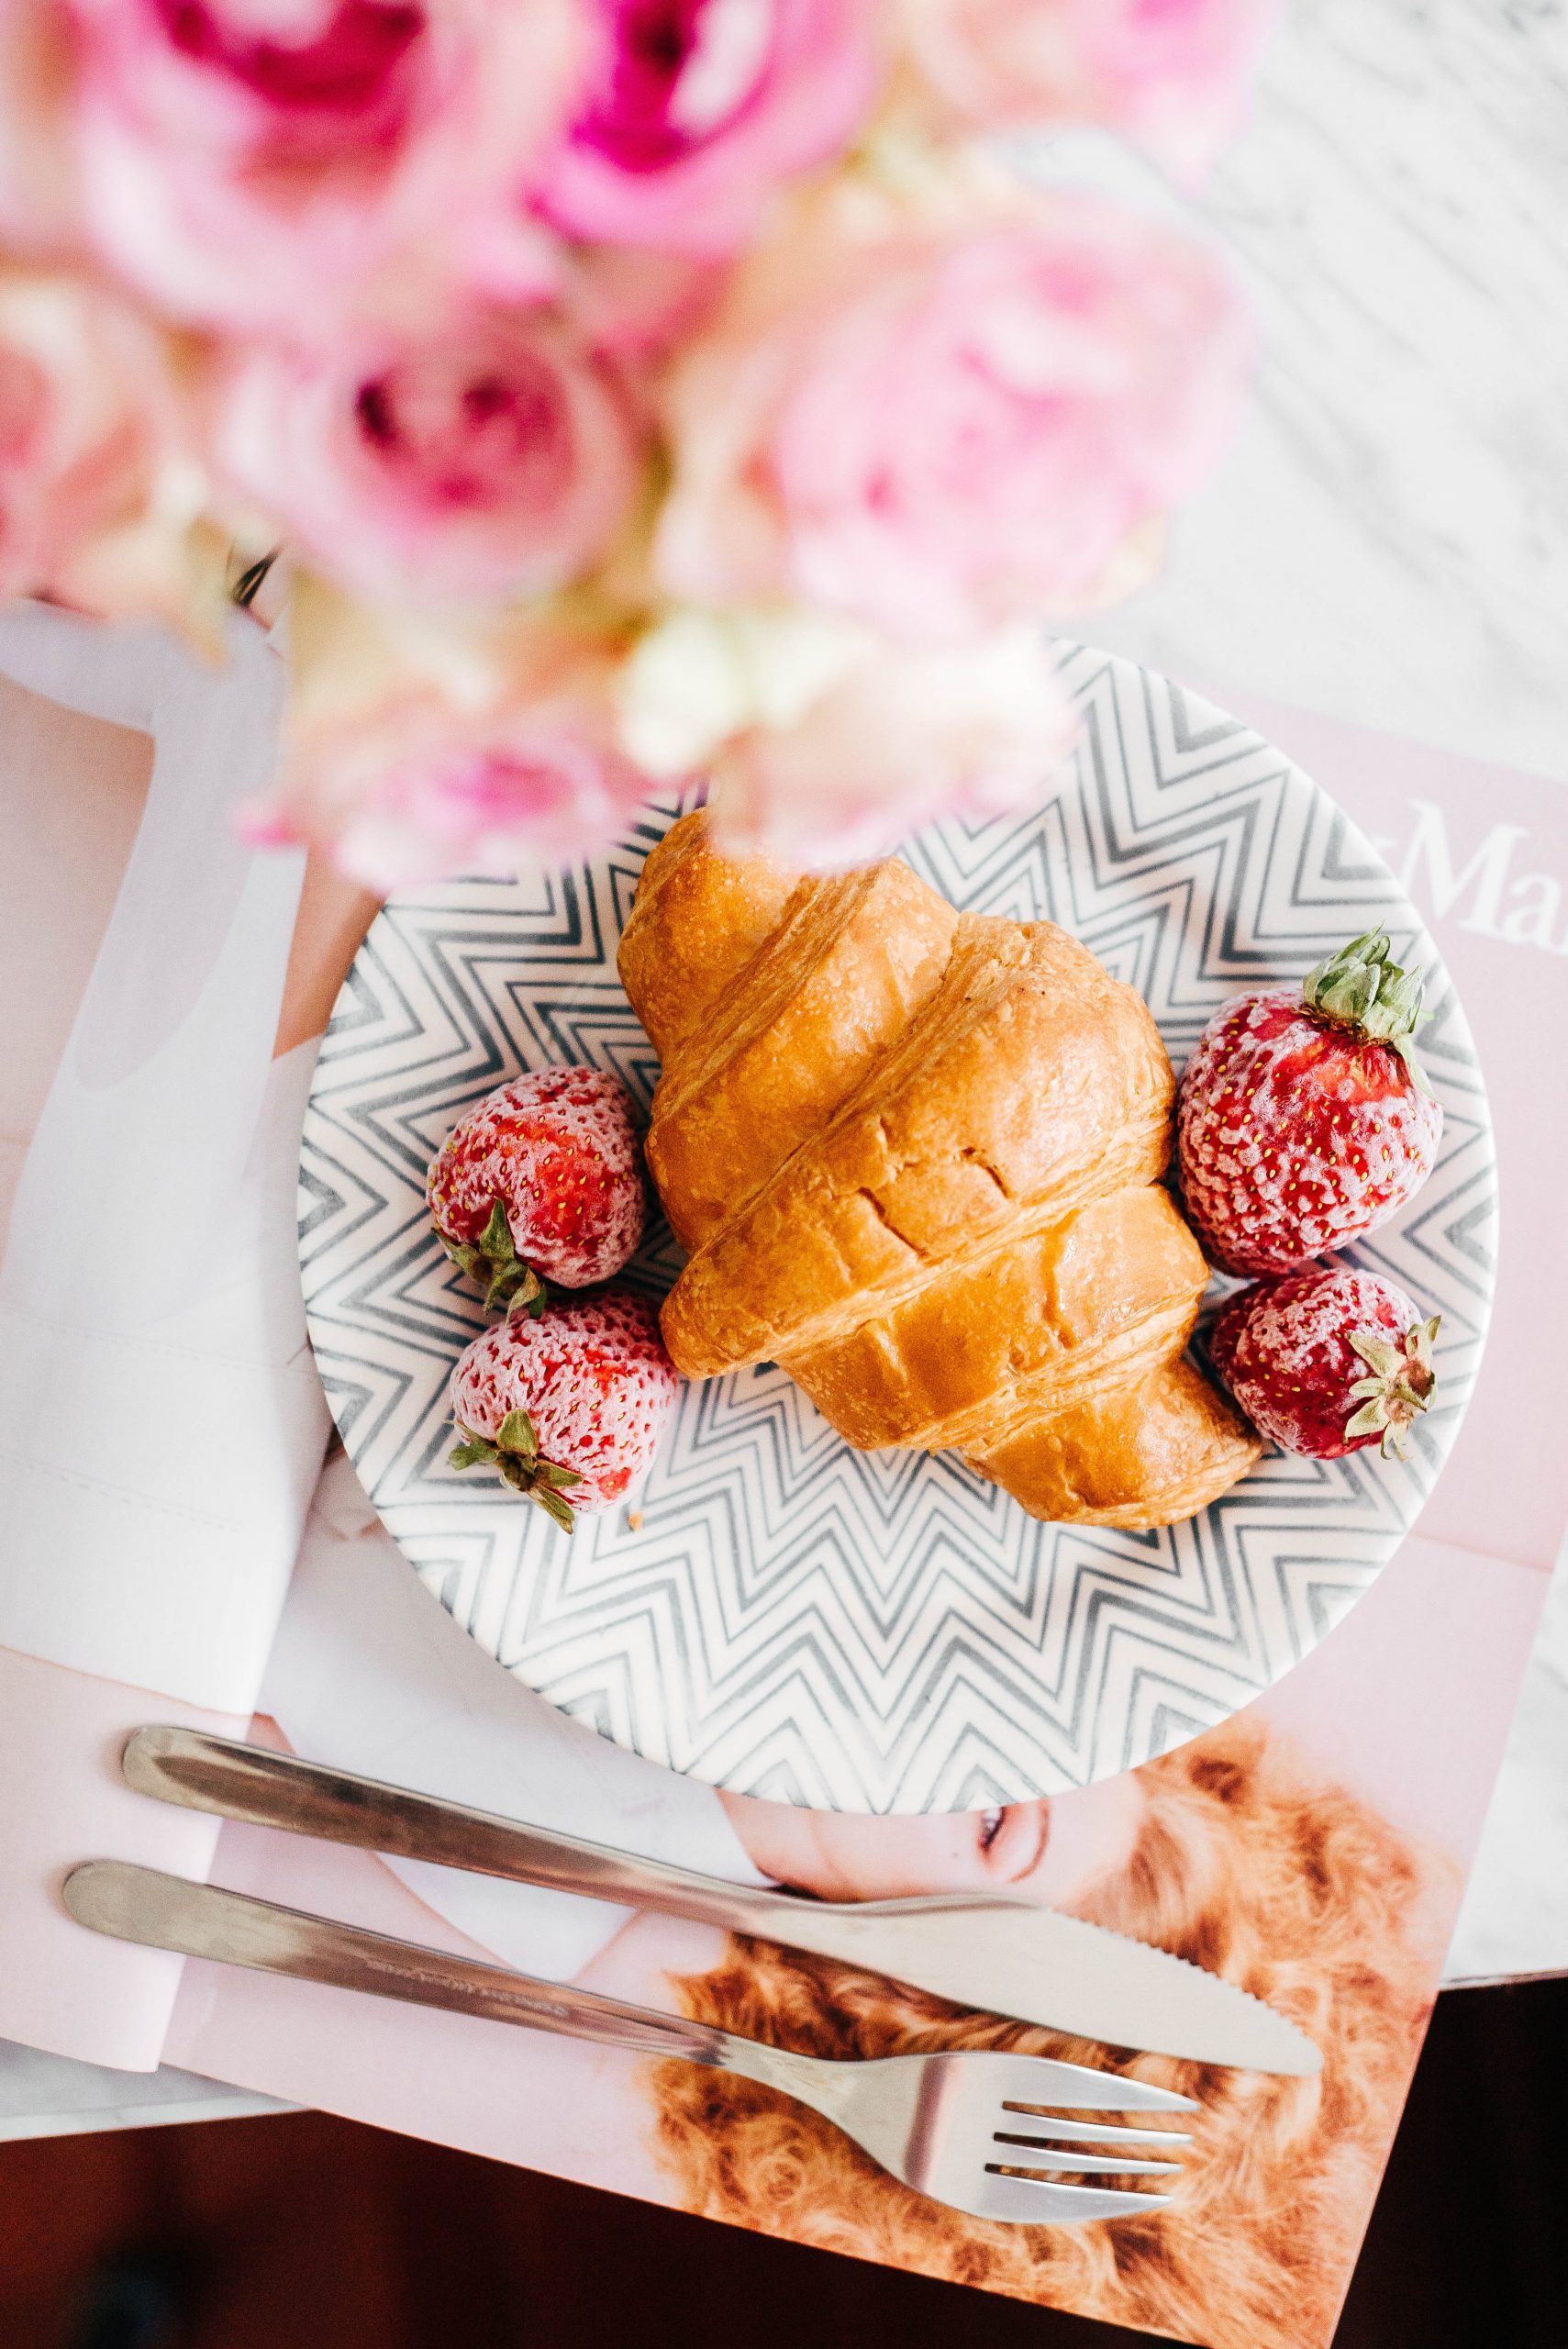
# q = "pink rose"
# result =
<box><xmin>212</xmin><ymin>306</ymin><xmax>646</xmax><ymax>603</ymax></box>
<box><xmin>0</xmin><ymin>264</ymin><xmax>201</xmax><ymax>616</ymax></box>
<box><xmin>1</xmin><ymin>0</ymin><xmax>586</xmax><ymax>329</ymax></box>
<box><xmin>655</xmin><ymin>190</ymin><xmax>1251</xmax><ymax>642</ymax></box>
<box><xmin>562</xmin><ymin>242</ymin><xmax>725</xmax><ymax>361</ymax></box>
<box><xmin>535</xmin><ymin>0</ymin><xmax>883</xmax><ymax>255</ymax></box>
<box><xmin>905</xmin><ymin>0</ymin><xmax>1278</xmax><ymax>182</ymax></box>
<box><xmin>617</xmin><ymin>607</ymin><xmax>1078</xmax><ymax>867</ymax></box>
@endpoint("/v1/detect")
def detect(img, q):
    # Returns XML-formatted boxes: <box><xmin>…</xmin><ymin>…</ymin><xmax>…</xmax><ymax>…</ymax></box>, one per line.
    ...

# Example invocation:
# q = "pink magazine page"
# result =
<box><xmin>161</xmin><ymin>705</ymin><xmax>1568</xmax><ymax>2349</ymax></box>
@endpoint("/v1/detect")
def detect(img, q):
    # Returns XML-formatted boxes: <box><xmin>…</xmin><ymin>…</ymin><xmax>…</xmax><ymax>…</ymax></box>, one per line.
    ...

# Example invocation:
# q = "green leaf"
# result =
<box><xmin>484</xmin><ymin>1264</ymin><xmax>519</xmax><ymax>1311</ymax></box>
<box><xmin>1301</xmin><ymin>929</ymin><xmax>1432</xmax><ymax>1072</ymax></box>
<box><xmin>477</xmin><ymin>1200</ymin><xmax>515</xmax><ymax>1264</ymax></box>
<box><xmin>448</xmin><ymin>1440</ymin><xmax>495</xmax><ymax>1473</ymax></box>
<box><xmin>488</xmin><ymin>1261</ymin><xmax>550</xmax><ymax>1316</ymax></box>
<box><xmin>1349</xmin><ymin>1331</ymin><xmax>1401</xmax><ymax>1379</ymax></box>
<box><xmin>1391</xmin><ymin>1034</ymin><xmax>1434</xmax><ymax>1097</ymax></box>
<box><xmin>496</xmin><ymin>1408</ymin><xmax>539</xmax><ymax>1459</ymax></box>
<box><xmin>230</xmin><ymin>546</ymin><xmax>281</xmax><ymax>611</ymax></box>
<box><xmin>498</xmin><ymin>1457</ymin><xmax>533</xmax><ymax>1494</ymax></box>
<box><xmin>1345</xmin><ymin>1397</ymin><xmax>1391</xmax><ymax>1440</ymax></box>
<box><xmin>500</xmin><ymin>1265</ymin><xmax>544</xmax><ymax>1312</ymax></box>
<box><xmin>1413</xmin><ymin>1317</ymin><xmax>1441</xmax><ymax>1365</ymax></box>
<box><xmin>533</xmin><ymin>1461</ymin><xmax>584</xmax><ymax>1490</ymax></box>
<box><xmin>531</xmin><ymin>1485</ymin><xmax>578</xmax><ymax>1534</ymax></box>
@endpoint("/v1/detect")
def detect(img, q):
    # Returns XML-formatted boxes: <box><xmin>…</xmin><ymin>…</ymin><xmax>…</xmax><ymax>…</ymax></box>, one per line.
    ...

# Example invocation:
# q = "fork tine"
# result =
<box><xmin>993</xmin><ymin>2054</ymin><xmax>1199</xmax><ymax>2113</ymax></box>
<box><xmin>968</xmin><ymin>2173</ymin><xmax>1173</xmax><ymax>2225</ymax></box>
<box><xmin>989</xmin><ymin>2146</ymin><xmax>1183</xmax><ymax>2177</ymax></box>
<box><xmin>995</xmin><ymin>2113</ymin><xmax>1192</xmax><ymax>2148</ymax></box>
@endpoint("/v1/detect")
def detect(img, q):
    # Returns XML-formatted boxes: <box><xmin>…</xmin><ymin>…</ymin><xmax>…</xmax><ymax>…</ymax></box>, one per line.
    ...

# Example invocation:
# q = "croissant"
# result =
<box><xmin>618</xmin><ymin>811</ymin><xmax>1261</xmax><ymax>1530</ymax></box>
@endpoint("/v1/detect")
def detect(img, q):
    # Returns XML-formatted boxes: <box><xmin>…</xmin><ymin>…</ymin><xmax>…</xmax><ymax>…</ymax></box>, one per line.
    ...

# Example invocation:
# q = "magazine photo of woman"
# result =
<box><xmin>640</xmin><ymin>1721</ymin><xmax>1450</xmax><ymax>2349</ymax></box>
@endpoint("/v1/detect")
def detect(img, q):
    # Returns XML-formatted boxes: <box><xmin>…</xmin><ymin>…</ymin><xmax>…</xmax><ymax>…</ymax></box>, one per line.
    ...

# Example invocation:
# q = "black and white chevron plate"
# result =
<box><xmin>299</xmin><ymin>648</ymin><xmax>1496</xmax><ymax>1813</ymax></box>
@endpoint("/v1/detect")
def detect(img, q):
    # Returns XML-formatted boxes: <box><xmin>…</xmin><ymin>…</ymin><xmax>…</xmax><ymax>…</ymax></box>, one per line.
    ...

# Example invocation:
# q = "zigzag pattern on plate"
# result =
<box><xmin>300</xmin><ymin>647</ymin><xmax>1496</xmax><ymax>1813</ymax></box>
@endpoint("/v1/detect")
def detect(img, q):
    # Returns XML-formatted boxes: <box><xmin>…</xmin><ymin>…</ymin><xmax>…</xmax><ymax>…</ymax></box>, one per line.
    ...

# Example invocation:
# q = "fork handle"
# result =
<box><xmin>63</xmin><ymin>1861</ymin><xmax>752</xmax><ymax>2072</ymax></box>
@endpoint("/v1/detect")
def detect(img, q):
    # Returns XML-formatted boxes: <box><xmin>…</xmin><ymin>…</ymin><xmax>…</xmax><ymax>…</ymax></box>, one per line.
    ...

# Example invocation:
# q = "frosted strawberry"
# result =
<box><xmin>447</xmin><ymin>1288</ymin><xmax>678</xmax><ymax>1529</ymax></box>
<box><xmin>428</xmin><ymin>1068</ymin><xmax>644</xmax><ymax>1314</ymax></box>
<box><xmin>1210</xmin><ymin>1266</ymin><xmax>1440</xmax><ymax>1461</ymax></box>
<box><xmin>1177</xmin><ymin>931</ymin><xmax>1442</xmax><ymax>1277</ymax></box>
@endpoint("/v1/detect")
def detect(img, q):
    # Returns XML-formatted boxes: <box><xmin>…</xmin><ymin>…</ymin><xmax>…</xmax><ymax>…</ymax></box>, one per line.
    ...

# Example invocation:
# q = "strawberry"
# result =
<box><xmin>428</xmin><ymin>1067</ymin><xmax>644</xmax><ymax>1314</ymax></box>
<box><xmin>1210</xmin><ymin>1266</ymin><xmax>1440</xmax><ymax>1461</ymax></box>
<box><xmin>447</xmin><ymin>1287</ymin><xmax>678</xmax><ymax>1528</ymax></box>
<box><xmin>1176</xmin><ymin>931</ymin><xmax>1442</xmax><ymax>1277</ymax></box>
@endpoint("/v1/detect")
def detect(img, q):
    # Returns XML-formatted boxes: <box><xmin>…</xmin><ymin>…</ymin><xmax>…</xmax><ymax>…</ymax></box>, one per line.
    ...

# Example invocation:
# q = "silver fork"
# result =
<box><xmin>64</xmin><ymin>1860</ymin><xmax>1197</xmax><ymax>2227</ymax></box>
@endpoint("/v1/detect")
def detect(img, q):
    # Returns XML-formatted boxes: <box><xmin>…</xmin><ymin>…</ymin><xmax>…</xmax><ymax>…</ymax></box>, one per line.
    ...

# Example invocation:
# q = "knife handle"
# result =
<box><xmin>124</xmin><ymin>1724</ymin><xmax>813</xmax><ymax>1935</ymax></box>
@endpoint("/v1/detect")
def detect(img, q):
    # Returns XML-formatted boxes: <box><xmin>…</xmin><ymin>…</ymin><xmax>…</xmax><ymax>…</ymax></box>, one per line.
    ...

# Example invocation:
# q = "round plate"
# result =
<box><xmin>299</xmin><ymin>646</ymin><xmax>1496</xmax><ymax>1813</ymax></box>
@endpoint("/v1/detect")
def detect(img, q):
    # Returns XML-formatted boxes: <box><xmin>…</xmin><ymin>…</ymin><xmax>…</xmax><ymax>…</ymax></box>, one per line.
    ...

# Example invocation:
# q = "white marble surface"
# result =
<box><xmin>0</xmin><ymin>2042</ymin><xmax>284</xmax><ymax>2142</ymax></box>
<box><xmin>7</xmin><ymin>0</ymin><xmax>1568</xmax><ymax>2138</ymax></box>
<box><xmin>1100</xmin><ymin>0</ymin><xmax>1568</xmax><ymax>1991</ymax></box>
<box><xmin>1097</xmin><ymin>0</ymin><xmax>1568</xmax><ymax>780</ymax></box>
<box><xmin>1446</xmin><ymin>1531</ymin><xmax>1568</xmax><ymax>1986</ymax></box>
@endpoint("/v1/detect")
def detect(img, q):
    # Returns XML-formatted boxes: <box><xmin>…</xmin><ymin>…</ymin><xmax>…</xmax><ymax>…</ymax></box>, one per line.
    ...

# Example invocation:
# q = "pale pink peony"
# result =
<box><xmin>322</xmin><ymin>720</ymin><xmax>651</xmax><ymax>888</ymax></box>
<box><xmin>655</xmin><ymin>188</ymin><xmax>1251</xmax><ymax>643</ymax></box>
<box><xmin>260</xmin><ymin>604</ymin><xmax>655</xmax><ymax>886</ymax></box>
<box><xmin>617</xmin><ymin>607</ymin><xmax>1078</xmax><ymax>867</ymax></box>
<box><xmin>0</xmin><ymin>264</ymin><xmax>206</xmax><ymax>617</ymax></box>
<box><xmin>714</xmin><ymin>630</ymin><xmax>1079</xmax><ymax>864</ymax></box>
<box><xmin>211</xmin><ymin>306</ymin><xmax>647</xmax><ymax>604</ymax></box>
<box><xmin>258</xmin><ymin>694</ymin><xmax>653</xmax><ymax>889</ymax></box>
<box><xmin>535</xmin><ymin>0</ymin><xmax>884</xmax><ymax>255</ymax></box>
<box><xmin>0</xmin><ymin>0</ymin><xmax>587</xmax><ymax>329</ymax></box>
<box><xmin>905</xmin><ymin>0</ymin><xmax>1279</xmax><ymax>182</ymax></box>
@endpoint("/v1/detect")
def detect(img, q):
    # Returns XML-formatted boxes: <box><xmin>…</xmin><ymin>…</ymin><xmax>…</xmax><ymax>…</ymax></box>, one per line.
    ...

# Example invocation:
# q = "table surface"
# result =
<box><xmin>7</xmin><ymin>0</ymin><xmax>1568</xmax><ymax>2137</ymax></box>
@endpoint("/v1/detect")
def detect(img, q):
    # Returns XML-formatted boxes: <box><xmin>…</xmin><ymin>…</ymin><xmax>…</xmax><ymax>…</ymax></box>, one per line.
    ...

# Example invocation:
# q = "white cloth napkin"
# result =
<box><xmin>0</xmin><ymin>605</ymin><xmax>328</xmax><ymax>1711</ymax></box>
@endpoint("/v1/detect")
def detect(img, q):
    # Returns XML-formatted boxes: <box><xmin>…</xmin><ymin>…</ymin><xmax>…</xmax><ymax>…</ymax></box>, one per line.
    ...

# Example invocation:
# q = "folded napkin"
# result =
<box><xmin>262</xmin><ymin>1451</ymin><xmax>765</xmax><ymax>1986</ymax></box>
<box><xmin>0</xmin><ymin>603</ymin><xmax>328</xmax><ymax>1713</ymax></box>
<box><xmin>0</xmin><ymin>603</ymin><xmax>331</xmax><ymax>2069</ymax></box>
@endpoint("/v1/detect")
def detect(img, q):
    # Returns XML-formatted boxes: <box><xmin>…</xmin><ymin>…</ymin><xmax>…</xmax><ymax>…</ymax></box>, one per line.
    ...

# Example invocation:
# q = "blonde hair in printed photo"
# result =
<box><xmin>651</xmin><ymin>1719</ymin><xmax>1451</xmax><ymax>2349</ymax></box>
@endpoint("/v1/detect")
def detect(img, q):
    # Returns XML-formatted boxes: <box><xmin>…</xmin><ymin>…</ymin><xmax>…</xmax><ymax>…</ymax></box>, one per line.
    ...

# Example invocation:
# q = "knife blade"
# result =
<box><xmin>121</xmin><ymin>1723</ymin><xmax>1320</xmax><ymax>2075</ymax></box>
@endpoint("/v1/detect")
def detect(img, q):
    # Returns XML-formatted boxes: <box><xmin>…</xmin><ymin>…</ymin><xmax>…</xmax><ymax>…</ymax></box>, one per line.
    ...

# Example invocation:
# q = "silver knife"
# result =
<box><xmin>121</xmin><ymin>1724</ymin><xmax>1319</xmax><ymax>2076</ymax></box>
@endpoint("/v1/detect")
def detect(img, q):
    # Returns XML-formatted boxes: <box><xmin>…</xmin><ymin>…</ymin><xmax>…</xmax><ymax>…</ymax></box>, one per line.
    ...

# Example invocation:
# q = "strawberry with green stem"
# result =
<box><xmin>428</xmin><ymin>1068</ymin><xmax>645</xmax><ymax>1316</ymax></box>
<box><xmin>447</xmin><ymin>1288</ymin><xmax>679</xmax><ymax>1531</ymax></box>
<box><xmin>1177</xmin><ymin>930</ymin><xmax>1443</xmax><ymax>1278</ymax></box>
<box><xmin>1210</xmin><ymin>1265</ymin><xmax>1440</xmax><ymax>1461</ymax></box>
<box><xmin>449</xmin><ymin>1408</ymin><xmax>584</xmax><ymax>1532</ymax></box>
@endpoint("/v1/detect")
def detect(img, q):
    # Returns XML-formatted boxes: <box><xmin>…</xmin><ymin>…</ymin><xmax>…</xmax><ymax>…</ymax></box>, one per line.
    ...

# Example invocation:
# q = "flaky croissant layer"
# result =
<box><xmin>617</xmin><ymin>811</ymin><xmax>1260</xmax><ymax>1530</ymax></box>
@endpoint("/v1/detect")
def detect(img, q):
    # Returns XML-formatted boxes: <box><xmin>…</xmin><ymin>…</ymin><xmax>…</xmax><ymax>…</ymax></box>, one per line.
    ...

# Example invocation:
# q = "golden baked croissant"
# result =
<box><xmin>618</xmin><ymin>810</ymin><xmax>1261</xmax><ymax>1530</ymax></box>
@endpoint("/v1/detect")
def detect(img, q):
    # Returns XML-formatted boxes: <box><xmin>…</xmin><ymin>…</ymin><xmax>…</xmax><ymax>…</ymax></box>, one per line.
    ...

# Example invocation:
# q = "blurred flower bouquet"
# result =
<box><xmin>0</xmin><ymin>0</ymin><xmax>1270</xmax><ymax>877</ymax></box>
